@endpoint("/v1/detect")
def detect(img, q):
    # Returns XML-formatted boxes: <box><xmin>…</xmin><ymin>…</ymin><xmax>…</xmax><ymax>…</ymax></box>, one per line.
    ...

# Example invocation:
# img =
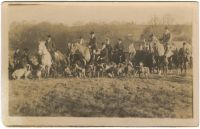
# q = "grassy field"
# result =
<box><xmin>9</xmin><ymin>71</ymin><xmax>193</xmax><ymax>118</ymax></box>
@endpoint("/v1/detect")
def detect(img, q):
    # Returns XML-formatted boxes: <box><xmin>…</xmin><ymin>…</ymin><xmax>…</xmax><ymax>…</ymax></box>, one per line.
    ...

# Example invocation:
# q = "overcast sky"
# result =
<box><xmin>5</xmin><ymin>2</ymin><xmax>196</xmax><ymax>25</ymax></box>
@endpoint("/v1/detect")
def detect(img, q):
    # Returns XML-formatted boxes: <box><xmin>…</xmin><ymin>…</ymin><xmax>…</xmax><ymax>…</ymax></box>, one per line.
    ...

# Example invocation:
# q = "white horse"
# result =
<box><xmin>38</xmin><ymin>40</ymin><xmax>52</xmax><ymax>77</ymax></box>
<box><xmin>71</xmin><ymin>43</ymin><xmax>91</xmax><ymax>66</ymax></box>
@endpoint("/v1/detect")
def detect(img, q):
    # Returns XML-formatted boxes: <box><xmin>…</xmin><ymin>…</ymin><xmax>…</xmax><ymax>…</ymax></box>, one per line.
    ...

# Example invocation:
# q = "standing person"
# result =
<box><xmin>66</xmin><ymin>42</ymin><xmax>72</xmax><ymax>66</ymax></box>
<box><xmin>88</xmin><ymin>31</ymin><xmax>97</xmax><ymax>64</ymax></box>
<box><xmin>179</xmin><ymin>42</ymin><xmax>189</xmax><ymax>73</ymax></box>
<box><xmin>13</xmin><ymin>48</ymin><xmax>21</xmax><ymax>69</ymax></box>
<box><xmin>186</xmin><ymin>42</ymin><xmax>192</xmax><ymax>68</ymax></box>
<box><xmin>105</xmin><ymin>38</ymin><xmax>112</xmax><ymax>63</ymax></box>
<box><xmin>99</xmin><ymin>42</ymin><xmax>109</xmax><ymax>64</ymax></box>
<box><xmin>114</xmin><ymin>38</ymin><xmax>124</xmax><ymax>63</ymax></box>
<box><xmin>21</xmin><ymin>48</ymin><xmax>30</xmax><ymax>66</ymax></box>
<box><xmin>45</xmin><ymin>35</ymin><xmax>56</xmax><ymax>62</ymax></box>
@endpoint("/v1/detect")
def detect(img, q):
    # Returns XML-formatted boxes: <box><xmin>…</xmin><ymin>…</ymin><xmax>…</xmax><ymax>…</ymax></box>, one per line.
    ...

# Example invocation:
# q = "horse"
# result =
<box><xmin>71</xmin><ymin>43</ymin><xmax>91</xmax><ymax>67</ymax></box>
<box><xmin>153</xmin><ymin>41</ymin><xmax>167</xmax><ymax>75</ymax></box>
<box><xmin>112</xmin><ymin>50</ymin><xmax>126</xmax><ymax>64</ymax></box>
<box><xmin>132</xmin><ymin>49</ymin><xmax>156</xmax><ymax>74</ymax></box>
<box><xmin>38</xmin><ymin>40</ymin><xmax>52</xmax><ymax>77</ymax></box>
<box><xmin>53</xmin><ymin>50</ymin><xmax>67</xmax><ymax>76</ymax></box>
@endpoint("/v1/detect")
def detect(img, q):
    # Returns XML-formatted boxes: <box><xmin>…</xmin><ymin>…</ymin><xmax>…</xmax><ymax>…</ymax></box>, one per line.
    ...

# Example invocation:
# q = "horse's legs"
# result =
<box><xmin>180</xmin><ymin>63</ymin><xmax>183</xmax><ymax>74</ymax></box>
<box><xmin>47</xmin><ymin>66</ymin><xmax>51</xmax><ymax>78</ymax></box>
<box><xmin>184</xmin><ymin>62</ymin><xmax>187</xmax><ymax>73</ymax></box>
<box><xmin>83</xmin><ymin>59</ymin><xmax>86</xmax><ymax>68</ymax></box>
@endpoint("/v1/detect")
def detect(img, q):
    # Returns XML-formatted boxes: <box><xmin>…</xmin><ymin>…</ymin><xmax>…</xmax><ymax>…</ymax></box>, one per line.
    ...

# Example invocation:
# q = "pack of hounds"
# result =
<box><xmin>10</xmin><ymin>59</ymin><xmax>150</xmax><ymax>80</ymax></box>
<box><xmin>9</xmin><ymin>29</ymin><xmax>192</xmax><ymax>80</ymax></box>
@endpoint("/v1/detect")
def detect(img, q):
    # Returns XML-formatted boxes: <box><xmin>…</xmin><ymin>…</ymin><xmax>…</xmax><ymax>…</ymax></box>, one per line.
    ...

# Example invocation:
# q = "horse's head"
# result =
<box><xmin>38</xmin><ymin>40</ymin><xmax>47</xmax><ymax>55</ymax></box>
<box><xmin>71</xmin><ymin>42</ymin><xmax>80</xmax><ymax>55</ymax></box>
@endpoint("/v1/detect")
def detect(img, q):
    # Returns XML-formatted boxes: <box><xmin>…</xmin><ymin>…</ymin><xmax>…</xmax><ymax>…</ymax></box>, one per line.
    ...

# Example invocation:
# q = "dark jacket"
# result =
<box><xmin>100</xmin><ymin>47</ymin><xmax>109</xmax><ymax>63</ymax></box>
<box><xmin>88</xmin><ymin>37</ymin><xmax>97</xmax><ymax>50</ymax></box>
<box><xmin>106</xmin><ymin>44</ymin><xmax>112</xmax><ymax>53</ymax></box>
<box><xmin>106</xmin><ymin>44</ymin><xmax>113</xmax><ymax>61</ymax></box>
<box><xmin>13</xmin><ymin>51</ymin><xmax>21</xmax><ymax>61</ymax></box>
<box><xmin>45</xmin><ymin>40</ymin><xmax>55</xmax><ymax>52</ymax></box>
<box><xmin>179</xmin><ymin>47</ymin><xmax>189</xmax><ymax>57</ymax></box>
<box><xmin>114</xmin><ymin>43</ymin><xmax>124</xmax><ymax>52</ymax></box>
<box><xmin>21</xmin><ymin>51</ymin><xmax>30</xmax><ymax>64</ymax></box>
<box><xmin>162</xmin><ymin>32</ymin><xmax>171</xmax><ymax>44</ymax></box>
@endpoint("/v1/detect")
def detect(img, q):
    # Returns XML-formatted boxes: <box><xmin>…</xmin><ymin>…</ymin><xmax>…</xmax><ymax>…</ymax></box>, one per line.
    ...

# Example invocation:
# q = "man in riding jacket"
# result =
<box><xmin>162</xmin><ymin>27</ymin><xmax>172</xmax><ymax>48</ymax></box>
<box><xmin>45</xmin><ymin>35</ymin><xmax>56</xmax><ymax>62</ymax></box>
<box><xmin>99</xmin><ymin>42</ymin><xmax>109</xmax><ymax>64</ymax></box>
<box><xmin>114</xmin><ymin>38</ymin><xmax>124</xmax><ymax>63</ymax></box>
<box><xmin>21</xmin><ymin>48</ymin><xmax>30</xmax><ymax>66</ymax></box>
<box><xmin>179</xmin><ymin>42</ymin><xmax>190</xmax><ymax>73</ymax></box>
<box><xmin>179</xmin><ymin>42</ymin><xmax>190</xmax><ymax>60</ymax></box>
<box><xmin>106</xmin><ymin>38</ymin><xmax>112</xmax><ymax>62</ymax></box>
<box><xmin>13</xmin><ymin>48</ymin><xmax>21</xmax><ymax>68</ymax></box>
<box><xmin>88</xmin><ymin>31</ymin><xmax>97</xmax><ymax>64</ymax></box>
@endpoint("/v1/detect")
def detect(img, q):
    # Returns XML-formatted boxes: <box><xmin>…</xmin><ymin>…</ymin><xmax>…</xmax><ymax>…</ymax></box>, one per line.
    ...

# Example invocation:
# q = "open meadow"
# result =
<box><xmin>9</xmin><ymin>70</ymin><xmax>193</xmax><ymax>118</ymax></box>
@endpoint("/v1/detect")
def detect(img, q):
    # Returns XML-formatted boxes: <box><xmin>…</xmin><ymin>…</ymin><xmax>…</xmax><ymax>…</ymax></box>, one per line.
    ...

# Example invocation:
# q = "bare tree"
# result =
<box><xmin>149</xmin><ymin>15</ymin><xmax>161</xmax><ymax>26</ymax></box>
<box><xmin>162</xmin><ymin>14</ymin><xmax>174</xmax><ymax>25</ymax></box>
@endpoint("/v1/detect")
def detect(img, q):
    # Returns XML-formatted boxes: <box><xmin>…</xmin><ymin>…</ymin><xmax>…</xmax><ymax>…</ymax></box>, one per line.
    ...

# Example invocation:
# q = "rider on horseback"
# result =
<box><xmin>45</xmin><ymin>35</ymin><xmax>56</xmax><ymax>62</ymax></box>
<box><xmin>161</xmin><ymin>27</ymin><xmax>172</xmax><ymax>50</ymax></box>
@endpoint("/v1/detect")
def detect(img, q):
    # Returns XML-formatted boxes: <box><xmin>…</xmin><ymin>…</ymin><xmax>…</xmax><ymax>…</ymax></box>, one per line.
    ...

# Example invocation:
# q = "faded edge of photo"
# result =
<box><xmin>1</xmin><ymin>1</ymin><xmax>199</xmax><ymax>127</ymax></box>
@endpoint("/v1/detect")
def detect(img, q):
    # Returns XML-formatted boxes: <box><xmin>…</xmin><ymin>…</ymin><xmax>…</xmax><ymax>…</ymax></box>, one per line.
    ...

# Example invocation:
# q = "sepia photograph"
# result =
<box><xmin>2</xmin><ymin>1</ymin><xmax>199</xmax><ymax>126</ymax></box>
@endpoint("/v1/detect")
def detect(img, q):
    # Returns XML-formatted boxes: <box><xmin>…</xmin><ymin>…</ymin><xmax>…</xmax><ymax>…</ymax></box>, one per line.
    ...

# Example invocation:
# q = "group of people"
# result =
<box><xmin>65</xmin><ymin>31</ymin><xmax>126</xmax><ymax>65</ymax></box>
<box><xmin>10</xmin><ymin>26</ymin><xmax>192</xmax><ymax>79</ymax></box>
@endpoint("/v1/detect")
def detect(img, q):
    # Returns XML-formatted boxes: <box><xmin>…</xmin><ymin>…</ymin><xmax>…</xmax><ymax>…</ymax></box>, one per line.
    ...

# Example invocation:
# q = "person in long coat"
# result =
<box><xmin>45</xmin><ymin>35</ymin><xmax>56</xmax><ymax>61</ymax></box>
<box><xmin>161</xmin><ymin>27</ymin><xmax>172</xmax><ymax>47</ymax></box>
<box><xmin>88</xmin><ymin>31</ymin><xmax>97</xmax><ymax>64</ymax></box>
<box><xmin>21</xmin><ymin>48</ymin><xmax>30</xmax><ymax>67</ymax></box>
<box><xmin>106</xmin><ymin>38</ymin><xmax>113</xmax><ymax>62</ymax></box>
<box><xmin>13</xmin><ymin>48</ymin><xmax>22</xmax><ymax>69</ymax></box>
<box><xmin>99</xmin><ymin>42</ymin><xmax>109</xmax><ymax>64</ymax></box>
<box><xmin>114</xmin><ymin>39</ymin><xmax>124</xmax><ymax>63</ymax></box>
<box><xmin>179</xmin><ymin>42</ymin><xmax>190</xmax><ymax>73</ymax></box>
